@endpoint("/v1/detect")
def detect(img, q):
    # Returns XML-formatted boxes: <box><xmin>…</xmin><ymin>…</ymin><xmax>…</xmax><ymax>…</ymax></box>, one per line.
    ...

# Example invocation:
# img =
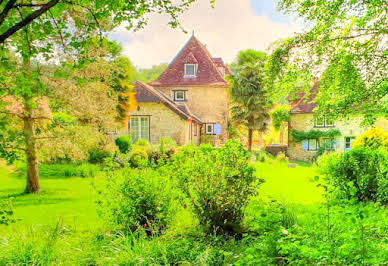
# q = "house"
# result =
<box><xmin>287</xmin><ymin>78</ymin><xmax>388</xmax><ymax>162</ymax></box>
<box><xmin>129</xmin><ymin>35</ymin><xmax>230</xmax><ymax>145</ymax></box>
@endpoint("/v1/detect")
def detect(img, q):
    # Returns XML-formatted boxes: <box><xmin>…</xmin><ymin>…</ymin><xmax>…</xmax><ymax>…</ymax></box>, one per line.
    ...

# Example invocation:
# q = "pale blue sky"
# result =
<box><xmin>250</xmin><ymin>0</ymin><xmax>292</xmax><ymax>24</ymax></box>
<box><xmin>110</xmin><ymin>0</ymin><xmax>297</xmax><ymax>68</ymax></box>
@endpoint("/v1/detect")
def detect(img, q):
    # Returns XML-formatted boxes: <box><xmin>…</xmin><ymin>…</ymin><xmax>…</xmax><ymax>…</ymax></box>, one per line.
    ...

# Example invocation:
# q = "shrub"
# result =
<box><xmin>0</xmin><ymin>199</ymin><xmax>17</xmax><ymax>226</ymax></box>
<box><xmin>88</xmin><ymin>148</ymin><xmax>112</xmax><ymax>164</ymax></box>
<box><xmin>96</xmin><ymin>169</ymin><xmax>180</xmax><ymax>233</ymax></box>
<box><xmin>317</xmin><ymin>148</ymin><xmax>388</xmax><ymax>203</ymax></box>
<box><xmin>133</xmin><ymin>139</ymin><xmax>151</xmax><ymax>150</ymax></box>
<box><xmin>129</xmin><ymin>149</ymin><xmax>149</xmax><ymax>168</ymax></box>
<box><xmin>200</xmin><ymin>135</ymin><xmax>215</xmax><ymax>145</ymax></box>
<box><xmin>276</xmin><ymin>152</ymin><xmax>288</xmax><ymax>162</ymax></box>
<box><xmin>159</xmin><ymin>138</ymin><xmax>176</xmax><ymax>149</ymax></box>
<box><xmin>115</xmin><ymin>135</ymin><xmax>132</xmax><ymax>154</ymax></box>
<box><xmin>52</xmin><ymin>112</ymin><xmax>76</xmax><ymax>126</ymax></box>
<box><xmin>165</xmin><ymin>139</ymin><xmax>260</xmax><ymax>234</ymax></box>
<box><xmin>353</xmin><ymin>127</ymin><xmax>388</xmax><ymax>150</ymax></box>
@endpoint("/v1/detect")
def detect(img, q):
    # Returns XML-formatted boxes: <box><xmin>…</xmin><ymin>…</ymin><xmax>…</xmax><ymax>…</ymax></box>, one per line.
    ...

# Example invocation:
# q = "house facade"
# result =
<box><xmin>287</xmin><ymin>79</ymin><xmax>388</xmax><ymax>162</ymax></box>
<box><xmin>129</xmin><ymin>36</ymin><xmax>230</xmax><ymax>145</ymax></box>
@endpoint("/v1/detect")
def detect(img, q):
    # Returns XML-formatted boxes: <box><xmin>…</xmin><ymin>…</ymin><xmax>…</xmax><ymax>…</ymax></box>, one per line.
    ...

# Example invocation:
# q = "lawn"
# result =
<box><xmin>256</xmin><ymin>161</ymin><xmax>324</xmax><ymax>205</ymax></box>
<box><xmin>0</xmin><ymin>163</ymin><xmax>99</xmax><ymax>232</ymax></box>
<box><xmin>0</xmin><ymin>160</ymin><xmax>322</xmax><ymax>232</ymax></box>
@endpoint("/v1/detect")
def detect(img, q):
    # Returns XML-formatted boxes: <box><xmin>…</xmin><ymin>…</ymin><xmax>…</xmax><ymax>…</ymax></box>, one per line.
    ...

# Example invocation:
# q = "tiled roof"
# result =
<box><xmin>133</xmin><ymin>81</ymin><xmax>203</xmax><ymax>124</ymax></box>
<box><xmin>149</xmin><ymin>36</ymin><xmax>229</xmax><ymax>87</ymax></box>
<box><xmin>212</xmin><ymin>57</ymin><xmax>231</xmax><ymax>75</ymax></box>
<box><xmin>290</xmin><ymin>79</ymin><xmax>318</xmax><ymax>114</ymax></box>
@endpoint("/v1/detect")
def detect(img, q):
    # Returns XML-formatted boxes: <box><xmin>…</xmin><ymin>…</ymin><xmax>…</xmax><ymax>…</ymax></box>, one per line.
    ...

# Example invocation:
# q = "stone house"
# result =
<box><xmin>287</xmin><ymin>79</ymin><xmax>388</xmax><ymax>162</ymax></box>
<box><xmin>129</xmin><ymin>35</ymin><xmax>230</xmax><ymax>145</ymax></box>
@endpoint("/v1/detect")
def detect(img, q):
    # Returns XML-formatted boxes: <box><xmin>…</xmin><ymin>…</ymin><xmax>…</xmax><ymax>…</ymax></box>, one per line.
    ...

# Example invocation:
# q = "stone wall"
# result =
<box><xmin>288</xmin><ymin>114</ymin><xmax>388</xmax><ymax>162</ymax></box>
<box><xmin>157</xmin><ymin>86</ymin><xmax>229</xmax><ymax>143</ymax></box>
<box><xmin>129</xmin><ymin>102</ymin><xmax>190</xmax><ymax>145</ymax></box>
<box><xmin>265</xmin><ymin>145</ymin><xmax>288</xmax><ymax>157</ymax></box>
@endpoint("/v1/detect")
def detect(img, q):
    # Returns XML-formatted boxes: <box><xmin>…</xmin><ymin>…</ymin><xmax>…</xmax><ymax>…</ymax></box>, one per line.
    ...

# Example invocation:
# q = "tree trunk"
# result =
<box><xmin>23</xmin><ymin>106</ymin><xmax>40</xmax><ymax>193</ymax></box>
<box><xmin>247</xmin><ymin>128</ymin><xmax>253</xmax><ymax>151</ymax></box>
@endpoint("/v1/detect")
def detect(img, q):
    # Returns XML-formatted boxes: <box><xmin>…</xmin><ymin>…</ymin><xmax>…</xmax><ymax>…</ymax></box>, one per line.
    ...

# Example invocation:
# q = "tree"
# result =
<box><xmin>0</xmin><ymin>0</ymin><xmax>205</xmax><ymax>45</ymax></box>
<box><xmin>271</xmin><ymin>104</ymin><xmax>290</xmax><ymax>145</ymax></box>
<box><xmin>0</xmin><ymin>0</ymin><xmax>208</xmax><ymax>193</ymax></box>
<box><xmin>132</xmin><ymin>64</ymin><xmax>168</xmax><ymax>83</ymax></box>
<box><xmin>0</xmin><ymin>40</ymin><xmax>133</xmax><ymax>192</ymax></box>
<box><xmin>228</xmin><ymin>50</ymin><xmax>272</xmax><ymax>151</ymax></box>
<box><xmin>268</xmin><ymin>0</ymin><xmax>388</xmax><ymax>124</ymax></box>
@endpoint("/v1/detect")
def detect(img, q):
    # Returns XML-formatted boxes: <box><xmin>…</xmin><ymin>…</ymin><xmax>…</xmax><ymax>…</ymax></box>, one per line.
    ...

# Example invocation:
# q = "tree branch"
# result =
<box><xmin>2</xmin><ymin>144</ymin><xmax>26</xmax><ymax>151</ymax></box>
<box><xmin>48</xmin><ymin>9</ymin><xmax>66</xmax><ymax>51</ymax></box>
<box><xmin>0</xmin><ymin>0</ymin><xmax>17</xmax><ymax>26</ymax></box>
<box><xmin>63</xmin><ymin>0</ymin><xmax>103</xmax><ymax>42</ymax></box>
<box><xmin>0</xmin><ymin>0</ymin><xmax>60</xmax><ymax>44</ymax></box>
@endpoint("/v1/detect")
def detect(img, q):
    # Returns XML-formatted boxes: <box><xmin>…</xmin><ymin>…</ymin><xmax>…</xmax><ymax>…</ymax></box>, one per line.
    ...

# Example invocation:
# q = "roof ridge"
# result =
<box><xmin>134</xmin><ymin>81</ymin><xmax>202</xmax><ymax>123</ymax></box>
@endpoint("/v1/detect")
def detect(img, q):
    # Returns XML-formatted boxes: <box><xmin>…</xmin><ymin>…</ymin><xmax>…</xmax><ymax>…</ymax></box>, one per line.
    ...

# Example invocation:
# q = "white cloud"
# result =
<box><xmin>110</xmin><ymin>0</ymin><xmax>300</xmax><ymax>68</ymax></box>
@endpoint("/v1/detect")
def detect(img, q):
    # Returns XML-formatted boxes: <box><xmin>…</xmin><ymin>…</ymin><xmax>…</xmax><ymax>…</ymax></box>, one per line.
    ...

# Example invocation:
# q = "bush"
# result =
<box><xmin>0</xmin><ymin>199</ymin><xmax>16</xmax><ymax>226</ymax></box>
<box><xmin>275</xmin><ymin>152</ymin><xmax>288</xmax><ymax>162</ymax></box>
<box><xmin>88</xmin><ymin>148</ymin><xmax>112</xmax><ymax>164</ymax></box>
<box><xmin>133</xmin><ymin>139</ymin><xmax>151</xmax><ymax>150</ymax></box>
<box><xmin>165</xmin><ymin>139</ymin><xmax>260</xmax><ymax>234</ymax></box>
<box><xmin>353</xmin><ymin>127</ymin><xmax>388</xmax><ymax>150</ymax></box>
<box><xmin>200</xmin><ymin>135</ymin><xmax>215</xmax><ymax>145</ymax></box>
<box><xmin>96</xmin><ymin>169</ymin><xmax>181</xmax><ymax>233</ymax></box>
<box><xmin>115</xmin><ymin>135</ymin><xmax>132</xmax><ymax>154</ymax></box>
<box><xmin>317</xmin><ymin>148</ymin><xmax>388</xmax><ymax>203</ymax></box>
<box><xmin>129</xmin><ymin>149</ymin><xmax>149</xmax><ymax>168</ymax></box>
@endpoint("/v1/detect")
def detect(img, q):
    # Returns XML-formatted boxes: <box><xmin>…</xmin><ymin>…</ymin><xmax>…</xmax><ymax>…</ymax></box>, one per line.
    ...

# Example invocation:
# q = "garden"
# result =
<box><xmin>1</xmin><ymin>128</ymin><xmax>387</xmax><ymax>265</ymax></box>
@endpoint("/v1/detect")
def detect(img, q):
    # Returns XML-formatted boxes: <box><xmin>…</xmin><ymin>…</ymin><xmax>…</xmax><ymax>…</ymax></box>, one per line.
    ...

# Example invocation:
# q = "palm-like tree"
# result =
<box><xmin>228</xmin><ymin>51</ymin><xmax>272</xmax><ymax>151</ymax></box>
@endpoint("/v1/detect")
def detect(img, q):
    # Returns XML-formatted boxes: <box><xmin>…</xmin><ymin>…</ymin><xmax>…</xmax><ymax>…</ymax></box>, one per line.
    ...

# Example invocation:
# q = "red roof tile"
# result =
<box><xmin>149</xmin><ymin>36</ymin><xmax>229</xmax><ymax>87</ymax></box>
<box><xmin>290</xmin><ymin>79</ymin><xmax>318</xmax><ymax>114</ymax></box>
<box><xmin>133</xmin><ymin>81</ymin><xmax>203</xmax><ymax>124</ymax></box>
<box><xmin>212</xmin><ymin>57</ymin><xmax>231</xmax><ymax>75</ymax></box>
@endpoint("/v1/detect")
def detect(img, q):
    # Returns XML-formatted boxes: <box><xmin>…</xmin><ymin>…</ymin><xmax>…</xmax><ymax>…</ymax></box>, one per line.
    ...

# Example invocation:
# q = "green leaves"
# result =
<box><xmin>291</xmin><ymin>129</ymin><xmax>341</xmax><ymax>142</ymax></box>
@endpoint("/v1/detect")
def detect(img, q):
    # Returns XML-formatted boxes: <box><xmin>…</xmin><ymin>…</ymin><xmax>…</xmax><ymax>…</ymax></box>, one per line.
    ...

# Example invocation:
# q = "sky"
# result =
<box><xmin>109</xmin><ymin>0</ymin><xmax>300</xmax><ymax>69</ymax></box>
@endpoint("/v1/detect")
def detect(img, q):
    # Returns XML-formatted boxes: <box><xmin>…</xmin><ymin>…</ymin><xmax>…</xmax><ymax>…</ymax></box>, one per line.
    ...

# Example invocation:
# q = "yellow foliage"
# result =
<box><xmin>353</xmin><ymin>127</ymin><xmax>388</xmax><ymax>149</ymax></box>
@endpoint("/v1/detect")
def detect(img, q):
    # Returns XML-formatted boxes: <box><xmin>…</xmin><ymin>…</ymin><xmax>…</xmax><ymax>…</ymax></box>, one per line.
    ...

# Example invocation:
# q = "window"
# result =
<box><xmin>325</xmin><ymin>117</ymin><xmax>334</xmax><ymax>127</ymax></box>
<box><xmin>315</xmin><ymin>117</ymin><xmax>325</xmax><ymax>127</ymax></box>
<box><xmin>194</xmin><ymin>123</ymin><xmax>197</xmax><ymax>136</ymax></box>
<box><xmin>344</xmin><ymin>137</ymin><xmax>355</xmax><ymax>151</ymax></box>
<box><xmin>173</xmin><ymin>90</ymin><xmax>186</xmax><ymax>101</ymax></box>
<box><xmin>322</xmin><ymin>138</ymin><xmax>336</xmax><ymax>151</ymax></box>
<box><xmin>206</xmin><ymin>123</ymin><xmax>214</xmax><ymax>135</ymax></box>
<box><xmin>302</xmin><ymin>139</ymin><xmax>318</xmax><ymax>151</ymax></box>
<box><xmin>130</xmin><ymin>116</ymin><xmax>150</xmax><ymax>143</ymax></box>
<box><xmin>315</xmin><ymin>116</ymin><xmax>335</xmax><ymax>127</ymax></box>
<box><xmin>308</xmin><ymin>139</ymin><xmax>318</xmax><ymax>151</ymax></box>
<box><xmin>184</xmin><ymin>64</ymin><xmax>197</xmax><ymax>77</ymax></box>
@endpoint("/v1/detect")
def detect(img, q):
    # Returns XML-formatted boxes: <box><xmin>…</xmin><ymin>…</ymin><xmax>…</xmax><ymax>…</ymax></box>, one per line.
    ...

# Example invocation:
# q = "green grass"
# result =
<box><xmin>0</xmin><ymin>163</ymin><xmax>99</xmax><ymax>232</ymax></box>
<box><xmin>0</xmin><ymin>160</ymin><xmax>322</xmax><ymax>234</ymax></box>
<box><xmin>256</xmin><ymin>160</ymin><xmax>324</xmax><ymax>204</ymax></box>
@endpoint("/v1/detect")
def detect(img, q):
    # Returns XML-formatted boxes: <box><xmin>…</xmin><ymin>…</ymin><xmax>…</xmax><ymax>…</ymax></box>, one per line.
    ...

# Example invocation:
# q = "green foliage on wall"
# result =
<box><xmin>291</xmin><ymin>129</ymin><xmax>341</xmax><ymax>142</ymax></box>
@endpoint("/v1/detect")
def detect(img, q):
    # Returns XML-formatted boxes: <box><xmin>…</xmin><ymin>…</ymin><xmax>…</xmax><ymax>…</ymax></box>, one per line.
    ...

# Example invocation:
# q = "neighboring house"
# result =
<box><xmin>287</xmin><ymin>79</ymin><xmax>388</xmax><ymax>162</ymax></box>
<box><xmin>129</xmin><ymin>35</ymin><xmax>230</xmax><ymax>145</ymax></box>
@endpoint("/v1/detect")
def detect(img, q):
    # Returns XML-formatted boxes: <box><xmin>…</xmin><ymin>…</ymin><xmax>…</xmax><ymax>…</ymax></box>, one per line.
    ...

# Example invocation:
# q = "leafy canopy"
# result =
<box><xmin>270</xmin><ymin>0</ymin><xmax>388</xmax><ymax>123</ymax></box>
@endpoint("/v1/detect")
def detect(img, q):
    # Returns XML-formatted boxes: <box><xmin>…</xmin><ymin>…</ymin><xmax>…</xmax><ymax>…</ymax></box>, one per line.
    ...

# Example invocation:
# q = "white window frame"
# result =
<box><xmin>344</xmin><ymin>136</ymin><xmax>355</xmax><ymax>151</ymax></box>
<box><xmin>205</xmin><ymin>123</ymin><xmax>214</xmax><ymax>135</ymax></box>
<box><xmin>315</xmin><ymin>117</ymin><xmax>325</xmax><ymax>127</ymax></box>
<box><xmin>315</xmin><ymin>116</ymin><xmax>335</xmax><ymax>127</ymax></box>
<box><xmin>184</xmin><ymin>64</ymin><xmax>197</xmax><ymax>77</ymax></box>
<box><xmin>308</xmin><ymin>139</ymin><xmax>318</xmax><ymax>151</ymax></box>
<box><xmin>130</xmin><ymin>116</ymin><xmax>150</xmax><ymax>143</ymax></box>
<box><xmin>322</xmin><ymin>138</ymin><xmax>336</xmax><ymax>151</ymax></box>
<box><xmin>174</xmin><ymin>90</ymin><xmax>186</xmax><ymax>101</ymax></box>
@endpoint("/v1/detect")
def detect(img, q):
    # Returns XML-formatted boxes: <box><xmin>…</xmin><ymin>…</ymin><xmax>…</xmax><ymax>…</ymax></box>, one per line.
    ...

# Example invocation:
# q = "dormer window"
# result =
<box><xmin>184</xmin><ymin>64</ymin><xmax>197</xmax><ymax>77</ymax></box>
<box><xmin>173</xmin><ymin>90</ymin><xmax>187</xmax><ymax>101</ymax></box>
